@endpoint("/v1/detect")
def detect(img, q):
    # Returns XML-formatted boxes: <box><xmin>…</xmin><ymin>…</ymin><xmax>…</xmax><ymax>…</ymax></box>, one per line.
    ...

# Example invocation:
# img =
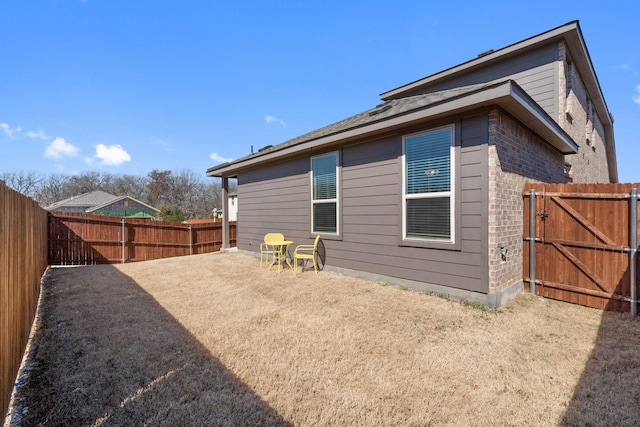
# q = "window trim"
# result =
<box><xmin>310</xmin><ymin>150</ymin><xmax>340</xmax><ymax>237</ymax></box>
<box><xmin>400</xmin><ymin>124</ymin><xmax>459</xmax><ymax>249</ymax></box>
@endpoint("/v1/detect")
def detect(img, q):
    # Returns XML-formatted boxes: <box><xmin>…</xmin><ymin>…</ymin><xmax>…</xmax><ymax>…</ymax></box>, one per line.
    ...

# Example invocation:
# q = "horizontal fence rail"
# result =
<box><xmin>1</xmin><ymin>184</ymin><xmax>48</xmax><ymax>417</ymax></box>
<box><xmin>524</xmin><ymin>183</ymin><xmax>640</xmax><ymax>314</ymax></box>
<box><xmin>48</xmin><ymin>212</ymin><xmax>236</xmax><ymax>265</ymax></box>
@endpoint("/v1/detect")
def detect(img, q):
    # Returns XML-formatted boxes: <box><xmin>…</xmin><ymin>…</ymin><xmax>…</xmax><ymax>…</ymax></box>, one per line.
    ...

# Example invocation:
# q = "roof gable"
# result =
<box><xmin>87</xmin><ymin>196</ymin><xmax>160</xmax><ymax>214</ymax></box>
<box><xmin>379</xmin><ymin>21</ymin><xmax>610</xmax><ymax>124</ymax></box>
<box><xmin>45</xmin><ymin>191</ymin><xmax>159</xmax><ymax>215</ymax></box>
<box><xmin>45</xmin><ymin>190</ymin><xmax>118</xmax><ymax>210</ymax></box>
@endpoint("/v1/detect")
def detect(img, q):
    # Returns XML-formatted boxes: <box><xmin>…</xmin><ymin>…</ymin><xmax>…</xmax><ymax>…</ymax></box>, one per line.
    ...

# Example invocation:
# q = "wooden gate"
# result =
<box><xmin>523</xmin><ymin>183</ymin><xmax>639</xmax><ymax>313</ymax></box>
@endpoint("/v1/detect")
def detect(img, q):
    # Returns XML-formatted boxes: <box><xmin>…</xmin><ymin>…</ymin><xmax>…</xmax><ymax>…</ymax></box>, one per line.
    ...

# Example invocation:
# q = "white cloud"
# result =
<box><xmin>209</xmin><ymin>152</ymin><xmax>233</xmax><ymax>163</ymax></box>
<box><xmin>1</xmin><ymin>123</ymin><xmax>22</xmax><ymax>137</ymax></box>
<box><xmin>94</xmin><ymin>144</ymin><xmax>131</xmax><ymax>166</ymax></box>
<box><xmin>265</xmin><ymin>114</ymin><xmax>286</xmax><ymax>126</ymax></box>
<box><xmin>634</xmin><ymin>85</ymin><xmax>640</xmax><ymax>105</ymax></box>
<box><xmin>26</xmin><ymin>129</ymin><xmax>51</xmax><ymax>140</ymax></box>
<box><xmin>45</xmin><ymin>137</ymin><xmax>79</xmax><ymax>159</ymax></box>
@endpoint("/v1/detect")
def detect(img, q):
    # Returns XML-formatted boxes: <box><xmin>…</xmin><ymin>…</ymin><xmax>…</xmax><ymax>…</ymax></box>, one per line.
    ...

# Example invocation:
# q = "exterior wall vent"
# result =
<box><xmin>368</xmin><ymin>103</ymin><xmax>392</xmax><ymax>116</ymax></box>
<box><xmin>477</xmin><ymin>49</ymin><xmax>494</xmax><ymax>58</ymax></box>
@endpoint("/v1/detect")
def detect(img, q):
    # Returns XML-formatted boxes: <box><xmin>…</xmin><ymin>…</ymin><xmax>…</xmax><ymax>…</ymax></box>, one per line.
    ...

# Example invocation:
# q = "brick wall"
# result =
<box><xmin>487</xmin><ymin>109</ymin><xmax>565</xmax><ymax>293</ymax></box>
<box><xmin>557</xmin><ymin>42</ymin><xmax>610</xmax><ymax>183</ymax></box>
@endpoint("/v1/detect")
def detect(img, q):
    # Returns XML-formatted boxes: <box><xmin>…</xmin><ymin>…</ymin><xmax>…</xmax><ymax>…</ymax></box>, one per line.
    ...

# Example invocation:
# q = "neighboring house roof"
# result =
<box><xmin>86</xmin><ymin>196</ymin><xmax>160</xmax><ymax>214</ymax></box>
<box><xmin>45</xmin><ymin>190</ymin><xmax>119</xmax><ymax>211</ymax></box>
<box><xmin>45</xmin><ymin>190</ymin><xmax>160</xmax><ymax>214</ymax></box>
<box><xmin>207</xmin><ymin>79</ymin><xmax>576</xmax><ymax>177</ymax></box>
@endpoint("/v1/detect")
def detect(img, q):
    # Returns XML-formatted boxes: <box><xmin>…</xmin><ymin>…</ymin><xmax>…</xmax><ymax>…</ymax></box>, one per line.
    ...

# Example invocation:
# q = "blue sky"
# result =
<box><xmin>1</xmin><ymin>1</ymin><xmax>639</xmax><ymax>182</ymax></box>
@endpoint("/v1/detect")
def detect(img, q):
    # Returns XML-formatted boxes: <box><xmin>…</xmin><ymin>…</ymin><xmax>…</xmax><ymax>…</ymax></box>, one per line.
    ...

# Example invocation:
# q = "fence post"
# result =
<box><xmin>121</xmin><ymin>218</ymin><xmax>126</xmax><ymax>264</ymax></box>
<box><xmin>189</xmin><ymin>225</ymin><xmax>193</xmax><ymax>256</ymax></box>
<box><xmin>529</xmin><ymin>189</ymin><xmax>536</xmax><ymax>294</ymax></box>
<box><xmin>630</xmin><ymin>188</ymin><xmax>637</xmax><ymax>317</ymax></box>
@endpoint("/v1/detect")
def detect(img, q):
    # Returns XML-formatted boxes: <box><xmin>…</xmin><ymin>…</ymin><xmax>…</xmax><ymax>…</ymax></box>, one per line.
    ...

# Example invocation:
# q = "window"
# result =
<box><xmin>311</xmin><ymin>152</ymin><xmax>338</xmax><ymax>234</ymax></box>
<box><xmin>403</xmin><ymin>126</ymin><xmax>454</xmax><ymax>242</ymax></box>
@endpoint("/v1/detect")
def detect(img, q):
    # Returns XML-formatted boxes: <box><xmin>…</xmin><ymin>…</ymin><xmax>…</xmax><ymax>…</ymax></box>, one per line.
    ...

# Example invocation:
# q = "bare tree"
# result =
<box><xmin>33</xmin><ymin>174</ymin><xmax>72</xmax><ymax>206</ymax></box>
<box><xmin>147</xmin><ymin>169</ymin><xmax>172</xmax><ymax>208</ymax></box>
<box><xmin>0</xmin><ymin>171</ymin><xmax>44</xmax><ymax>198</ymax></box>
<box><xmin>107</xmin><ymin>174</ymin><xmax>149</xmax><ymax>201</ymax></box>
<box><xmin>2</xmin><ymin>168</ymin><xmax>224</xmax><ymax>218</ymax></box>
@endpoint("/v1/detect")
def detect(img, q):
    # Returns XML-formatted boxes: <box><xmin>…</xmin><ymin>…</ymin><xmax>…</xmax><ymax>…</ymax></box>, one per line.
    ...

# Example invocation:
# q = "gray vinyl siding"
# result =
<box><xmin>400</xmin><ymin>44</ymin><xmax>559</xmax><ymax>119</ymax></box>
<box><xmin>236</xmin><ymin>114</ymin><xmax>489</xmax><ymax>294</ymax></box>
<box><xmin>332</xmin><ymin>116</ymin><xmax>486</xmax><ymax>292</ymax></box>
<box><xmin>237</xmin><ymin>157</ymin><xmax>310</xmax><ymax>252</ymax></box>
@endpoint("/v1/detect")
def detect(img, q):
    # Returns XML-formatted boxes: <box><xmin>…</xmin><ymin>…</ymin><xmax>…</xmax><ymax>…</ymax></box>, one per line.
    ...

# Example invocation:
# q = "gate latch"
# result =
<box><xmin>536</xmin><ymin>211</ymin><xmax>549</xmax><ymax>221</ymax></box>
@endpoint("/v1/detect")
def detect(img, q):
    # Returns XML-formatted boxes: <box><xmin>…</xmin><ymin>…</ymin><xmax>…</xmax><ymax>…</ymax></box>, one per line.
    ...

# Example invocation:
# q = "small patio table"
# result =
<box><xmin>268</xmin><ymin>240</ymin><xmax>294</xmax><ymax>273</ymax></box>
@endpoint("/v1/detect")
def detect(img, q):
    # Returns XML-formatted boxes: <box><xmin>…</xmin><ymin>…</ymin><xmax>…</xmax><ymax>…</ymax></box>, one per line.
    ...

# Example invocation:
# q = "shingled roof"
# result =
<box><xmin>45</xmin><ymin>190</ymin><xmax>119</xmax><ymax>211</ymax></box>
<box><xmin>207</xmin><ymin>79</ymin><xmax>577</xmax><ymax>177</ymax></box>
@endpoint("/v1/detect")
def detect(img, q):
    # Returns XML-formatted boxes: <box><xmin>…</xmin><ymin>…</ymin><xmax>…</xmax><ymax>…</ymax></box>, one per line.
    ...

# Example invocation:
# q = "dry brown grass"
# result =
<box><xmin>6</xmin><ymin>252</ymin><xmax>640</xmax><ymax>426</ymax></box>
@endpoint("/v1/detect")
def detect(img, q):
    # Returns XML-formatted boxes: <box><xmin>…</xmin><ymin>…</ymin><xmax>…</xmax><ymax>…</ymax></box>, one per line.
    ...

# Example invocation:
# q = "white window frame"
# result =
<box><xmin>401</xmin><ymin>125</ymin><xmax>456</xmax><ymax>244</ymax></box>
<box><xmin>310</xmin><ymin>151</ymin><xmax>339</xmax><ymax>235</ymax></box>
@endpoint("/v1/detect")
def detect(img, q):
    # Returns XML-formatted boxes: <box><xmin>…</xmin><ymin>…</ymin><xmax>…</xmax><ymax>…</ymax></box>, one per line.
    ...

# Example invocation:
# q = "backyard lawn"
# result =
<box><xmin>6</xmin><ymin>252</ymin><xmax>640</xmax><ymax>426</ymax></box>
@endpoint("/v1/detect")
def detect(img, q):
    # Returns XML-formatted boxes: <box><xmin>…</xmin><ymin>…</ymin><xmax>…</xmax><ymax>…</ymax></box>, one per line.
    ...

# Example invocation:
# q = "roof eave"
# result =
<box><xmin>207</xmin><ymin>81</ymin><xmax>576</xmax><ymax>178</ymax></box>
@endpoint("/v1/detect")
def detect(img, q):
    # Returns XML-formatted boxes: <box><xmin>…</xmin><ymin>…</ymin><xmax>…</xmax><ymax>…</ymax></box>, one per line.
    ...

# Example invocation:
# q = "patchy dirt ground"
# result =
<box><xmin>5</xmin><ymin>252</ymin><xmax>640</xmax><ymax>426</ymax></box>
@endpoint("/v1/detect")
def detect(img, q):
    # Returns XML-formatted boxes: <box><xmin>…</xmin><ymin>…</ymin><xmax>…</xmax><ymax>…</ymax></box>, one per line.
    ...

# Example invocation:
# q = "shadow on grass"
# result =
<box><xmin>10</xmin><ymin>265</ymin><xmax>290</xmax><ymax>426</ymax></box>
<box><xmin>561</xmin><ymin>269</ymin><xmax>640</xmax><ymax>426</ymax></box>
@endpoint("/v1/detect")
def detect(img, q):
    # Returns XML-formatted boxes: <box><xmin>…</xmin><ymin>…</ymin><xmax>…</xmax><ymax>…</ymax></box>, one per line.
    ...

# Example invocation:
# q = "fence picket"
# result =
<box><xmin>0</xmin><ymin>184</ymin><xmax>48</xmax><ymax>417</ymax></box>
<box><xmin>2</xmin><ymin>200</ymin><xmax>235</xmax><ymax>417</ymax></box>
<box><xmin>47</xmin><ymin>212</ymin><xmax>236</xmax><ymax>264</ymax></box>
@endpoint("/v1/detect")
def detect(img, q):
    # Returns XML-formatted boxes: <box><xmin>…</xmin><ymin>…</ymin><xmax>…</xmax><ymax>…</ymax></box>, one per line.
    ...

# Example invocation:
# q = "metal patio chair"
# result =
<box><xmin>260</xmin><ymin>233</ymin><xmax>284</xmax><ymax>267</ymax></box>
<box><xmin>293</xmin><ymin>235</ymin><xmax>321</xmax><ymax>276</ymax></box>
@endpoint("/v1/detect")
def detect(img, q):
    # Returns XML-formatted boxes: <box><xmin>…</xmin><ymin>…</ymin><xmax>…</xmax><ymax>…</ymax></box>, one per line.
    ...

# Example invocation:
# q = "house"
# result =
<box><xmin>45</xmin><ymin>190</ymin><xmax>160</xmax><ymax>219</ymax></box>
<box><xmin>227</xmin><ymin>192</ymin><xmax>238</xmax><ymax>222</ymax></box>
<box><xmin>206</xmin><ymin>21</ymin><xmax>617</xmax><ymax>307</ymax></box>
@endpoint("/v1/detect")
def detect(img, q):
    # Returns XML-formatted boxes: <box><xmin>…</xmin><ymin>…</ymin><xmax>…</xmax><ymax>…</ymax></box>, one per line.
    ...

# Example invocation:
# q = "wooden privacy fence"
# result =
<box><xmin>48</xmin><ymin>212</ymin><xmax>236</xmax><ymax>264</ymax></box>
<box><xmin>0</xmin><ymin>184</ymin><xmax>48</xmax><ymax>418</ymax></box>
<box><xmin>524</xmin><ymin>183</ymin><xmax>639</xmax><ymax>314</ymax></box>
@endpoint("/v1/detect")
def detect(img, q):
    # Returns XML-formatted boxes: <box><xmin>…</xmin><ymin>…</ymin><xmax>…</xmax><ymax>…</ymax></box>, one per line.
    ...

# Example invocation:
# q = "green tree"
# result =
<box><xmin>159</xmin><ymin>206</ymin><xmax>186</xmax><ymax>223</ymax></box>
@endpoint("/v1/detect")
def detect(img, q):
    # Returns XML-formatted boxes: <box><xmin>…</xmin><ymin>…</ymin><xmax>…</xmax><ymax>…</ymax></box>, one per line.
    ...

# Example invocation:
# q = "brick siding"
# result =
<box><xmin>487</xmin><ymin>109</ymin><xmax>565</xmax><ymax>293</ymax></box>
<box><xmin>558</xmin><ymin>42</ymin><xmax>610</xmax><ymax>183</ymax></box>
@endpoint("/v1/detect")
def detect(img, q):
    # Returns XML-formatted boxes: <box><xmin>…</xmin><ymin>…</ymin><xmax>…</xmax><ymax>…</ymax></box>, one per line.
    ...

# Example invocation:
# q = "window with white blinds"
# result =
<box><xmin>311</xmin><ymin>152</ymin><xmax>338</xmax><ymax>234</ymax></box>
<box><xmin>403</xmin><ymin>126</ymin><xmax>454</xmax><ymax>241</ymax></box>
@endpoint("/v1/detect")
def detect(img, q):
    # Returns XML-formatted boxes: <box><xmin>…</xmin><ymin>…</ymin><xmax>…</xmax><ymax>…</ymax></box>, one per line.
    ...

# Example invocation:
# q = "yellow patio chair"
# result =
<box><xmin>260</xmin><ymin>233</ymin><xmax>284</xmax><ymax>267</ymax></box>
<box><xmin>293</xmin><ymin>235</ymin><xmax>321</xmax><ymax>276</ymax></box>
